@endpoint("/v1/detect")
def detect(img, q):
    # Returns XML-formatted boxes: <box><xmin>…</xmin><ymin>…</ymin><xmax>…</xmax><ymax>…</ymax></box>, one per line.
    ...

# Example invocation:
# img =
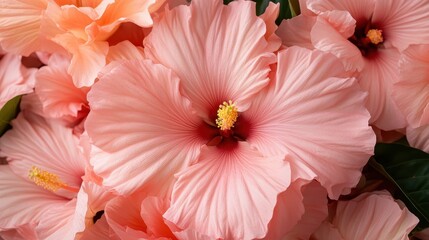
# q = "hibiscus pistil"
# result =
<box><xmin>216</xmin><ymin>100</ymin><xmax>238</xmax><ymax>131</ymax></box>
<box><xmin>366</xmin><ymin>29</ymin><xmax>383</xmax><ymax>45</ymax></box>
<box><xmin>28</xmin><ymin>166</ymin><xmax>79</xmax><ymax>193</ymax></box>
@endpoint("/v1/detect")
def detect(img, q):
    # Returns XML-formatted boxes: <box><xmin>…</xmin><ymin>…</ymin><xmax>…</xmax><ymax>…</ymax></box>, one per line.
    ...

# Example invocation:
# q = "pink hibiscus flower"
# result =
<box><xmin>85</xmin><ymin>0</ymin><xmax>374</xmax><ymax>238</ymax></box>
<box><xmin>0</xmin><ymin>53</ymin><xmax>37</xmax><ymax>109</ymax></box>
<box><xmin>311</xmin><ymin>191</ymin><xmax>419</xmax><ymax>240</ymax></box>
<box><xmin>281</xmin><ymin>0</ymin><xmax>429</xmax><ymax>131</ymax></box>
<box><xmin>0</xmin><ymin>112</ymin><xmax>93</xmax><ymax>238</ymax></box>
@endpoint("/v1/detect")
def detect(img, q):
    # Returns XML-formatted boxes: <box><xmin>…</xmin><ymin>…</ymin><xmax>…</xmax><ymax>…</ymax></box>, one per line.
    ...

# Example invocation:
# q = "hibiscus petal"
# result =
<box><xmin>164</xmin><ymin>142</ymin><xmax>291</xmax><ymax>240</ymax></box>
<box><xmin>359</xmin><ymin>48</ymin><xmax>407</xmax><ymax>130</ymax></box>
<box><xmin>141</xmin><ymin>197</ymin><xmax>175</xmax><ymax>238</ymax></box>
<box><xmin>35</xmin><ymin>199</ymin><xmax>78</xmax><ymax>240</ymax></box>
<box><xmin>372</xmin><ymin>0</ymin><xmax>429</xmax><ymax>51</ymax></box>
<box><xmin>0</xmin><ymin>223</ymin><xmax>39</xmax><ymax>240</ymax></box>
<box><xmin>244</xmin><ymin>47</ymin><xmax>375</xmax><ymax>198</ymax></box>
<box><xmin>393</xmin><ymin>44</ymin><xmax>429</xmax><ymax>128</ymax></box>
<box><xmin>80</xmin><ymin>215</ymin><xmax>120</xmax><ymax>240</ymax></box>
<box><xmin>406</xmin><ymin>125</ymin><xmax>429</xmax><ymax>153</ymax></box>
<box><xmin>144</xmin><ymin>0</ymin><xmax>277</xmax><ymax>117</ymax></box>
<box><xmin>332</xmin><ymin>191</ymin><xmax>418</xmax><ymax>239</ymax></box>
<box><xmin>281</xmin><ymin>181</ymin><xmax>328</xmax><ymax>240</ymax></box>
<box><xmin>0</xmin><ymin>53</ymin><xmax>36</xmax><ymax>109</ymax></box>
<box><xmin>86</xmin><ymin>59</ymin><xmax>205</xmax><ymax>196</ymax></box>
<box><xmin>276</xmin><ymin>15</ymin><xmax>316</xmax><ymax>49</ymax></box>
<box><xmin>311</xmin><ymin>16</ymin><xmax>364</xmax><ymax>71</ymax></box>
<box><xmin>306</xmin><ymin>0</ymin><xmax>375</xmax><ymax>23</ymax></box>
<box><xmin>97</xmin><ymin>0</ymin><xmax>161</xmax><ymax>29</ymax></box>
<box><xmin>0</xmin><ymin>113</ymin><xmax>85</xmax><ymax>192</ymax></box>
<box><xmin>0</xmin><ymin>165</ymin><xmax>67</xmax><ymax>229</ymax></box>
<box><xmin>35</xmin><ymin>53</ymin><xmax>89</xmax><ymax>120</ymax></box>
<box><xmin>105</xmin><ymin>195</ymin><xmax>150</xmax><ymax>239</ymax></box>
<box><xmin>264</xmin><ymin>180</ymin><xmax>328</xmax><ymax>240</ymax></box>
<box><xmin>0</xmin><ymin>0</ymin><xmax>47</xmax><ymax>55</ymax></box>
<box><xmin>67</xmin><ymin>40</ymin><xmax>109</xmax><ymax>87</ymax></box>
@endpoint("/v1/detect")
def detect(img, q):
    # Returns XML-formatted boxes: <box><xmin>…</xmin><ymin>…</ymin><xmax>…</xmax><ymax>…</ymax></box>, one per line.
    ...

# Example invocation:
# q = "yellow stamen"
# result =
<box><xmin>216</xmin><ymin>100</ymin><xmax>238</xmax><ymax>131</ymax></box>
<box><xmin>366</xmin><ymin>29</ymin><xmax>383</xmax><ymax>45</ymax></box>
<box><xmin>28</xmin><ymin>166</ymin><xmax>78</xmax><ymax>193</ymax></box>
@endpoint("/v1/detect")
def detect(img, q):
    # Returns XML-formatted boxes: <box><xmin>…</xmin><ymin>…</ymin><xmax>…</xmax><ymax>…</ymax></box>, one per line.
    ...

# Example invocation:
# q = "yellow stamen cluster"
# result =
<box><xmin>216</xmin><ymin>100</ymin><xmax>238</xmax><ymax>131</ymax></box>
<box><xmin>28</xmin><ymin>166</ymin><xmax>67</xmax><ymax>192</ymax></box>
<box><xmin>366</xmin><ymin>29</ymin><xmax>384</xmax><ymax>45</ymax></box>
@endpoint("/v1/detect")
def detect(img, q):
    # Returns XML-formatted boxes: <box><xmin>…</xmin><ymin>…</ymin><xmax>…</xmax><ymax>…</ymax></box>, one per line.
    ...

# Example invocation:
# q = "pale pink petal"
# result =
<box><xmin>144</xmin><ymin>0</ymin><xmax>277</xmax><ymax>117</ymax></box>
<box><xmin>106</xmin><ymin>41</ymin><xmax>145</xmax><ymax>63</ymax></box>
<box><xmin>0</xmin><ymin>54</ymin><xmax>36</xmax><ymax>109</ymax></box>
<box><xmin>306</xmin><ymin>0</ymin><xmax>375</xmax><ymax>23</ymax></box>
<box><xmin>80</xmin><ymin>215</ymin><xmax>120</xmax><ymax>240</ymax></box>
<box><xmin>311</xmin><ymin>16</ymin><xmax>364</xmax><ymax>71</ymax></box>
<box><xmin>100</xmin><ymin>40</ymin><xmax>145</xmax><ymax>78</ymax></box>
<box><xmin>35</xmin><ymin>199</ymin><xmax>77</xmax><ymax>240</ymax></box>
<box><xmin>72</xmin><ymin>181</ymin><xmax>116</xmax><ymax>239</ymax></box>
<box><xmin>359</xmin><ymin>48</ymin><xmax>407</xmax><ymax>130</ymax></box>
<box><xmin>141</xmin><ymin>197</ymin><xmax>175</xmax><ymax>238</ymax></box>
<box><xmin>173</xmin><ymin>229</ymin><xmax>212</xmax><ymax>240</ymax></box>
<box><xmin>407</xmin><ymin>125</ymin><xmax>429</xmax><ymax>153</ymax></box>
<box><xmin>262</xmin><ymin>180</ymin><xmax>306</xmax><ymax>240</ymax></box>
<box><xmin>0</xmin><ymin>165</ymin><xmax>67</xmax><ymax>229</ymax></box>
<box><xmin>331</xmin><ymin>191</ymin><xmax>418</xmax><ymax>240</ymax></box>
<box><xmin>393</xmin><ymin>44</ymin><xmax>429</xmax><ymax>128</ymax></box>
<box><xmin>19</xmin><ymin>93</ymin><xmax>45</xmax><ymax>117</ymax></box>
<box><xmin>164</xmin><ymin>142</ymin><xmax>291</xmax><ymax>240</ymax></box>
<box><xmin>105</xmin><ymin>196</ymin><xmax>150</xmax><ymax>239</ymax></box>
<box><xmin>86</xmin><ymin>60</ymin><xmax>205</xmax><ymax>196</ymax></box>
<box><xmin>0</xmin><ymin>113</ymin><xmax>85</xmax><ymax>194</ymax></box>
<box><xmin>0</xmin><ymin>0</ymin><xmax>47</xmax><ymax>55</ymax></box>
<box><xmin>259</xmin><ymin>2</ymin><xmax>282</xmax><ymax>52</ymax></box>
<box><xmin>35</xmin><ymin>53</ymin><xmax>90</xmax><ymax>123</ymax></box>
<box><xmin>372</xmin><ymin>0</ymin><xmax>429</xmax><ymax>51</ymax></box>
<box><xmin>276</xmin><ymin>15</ymin><xmax>316</xmax><ymax>49</ymax></box>
<box><xmin>311</xmin><ymin>221</ymin><xmax>344</xmax><ymax>240</ymax></box>
<box><xmin>244</xmin><ymin>47</ymin><xmax>375</xmax><ymax>198</ymax></box>
<box><xmin>0</xmin><ymin>223</ymin><xmax>38</xmax><ymax>240</ymax></box>
<box><xmin>281</xmin><ymin>181</ymin><xmax>328</xmax><ymax>240</ymax></box>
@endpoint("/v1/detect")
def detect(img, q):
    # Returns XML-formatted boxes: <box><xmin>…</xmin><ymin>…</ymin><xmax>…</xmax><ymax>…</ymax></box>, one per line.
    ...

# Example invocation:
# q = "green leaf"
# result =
<box><xmin>0</xmin><ymin>96</ymin><xmax>21</xmax><ymax>136</ymax></box>
<box><xmin>373</xmin><ymin>143</ymin><xmax>429</xmax><ymax>230</ymax></box>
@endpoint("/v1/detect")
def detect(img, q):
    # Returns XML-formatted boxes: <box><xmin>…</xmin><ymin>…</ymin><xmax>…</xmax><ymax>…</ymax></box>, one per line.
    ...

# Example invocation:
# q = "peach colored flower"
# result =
<box><xmin>311</xmin><ymin>191</ymin><xmax>418</xmax><ymax>240</ymax></box>
<box><xmin>0</xmin><ymin>53</ymin><xmax>37</xmax><ymax>109</ymax></box>
<box><xmin>0</xmin><ymin>0</ymin><xmax>166</xmax><ymax>87</ymax></box>
<box><xmin>393</xmin><ymin>44</ymin><xmax>429</xmax><ymax>128</ymax></box>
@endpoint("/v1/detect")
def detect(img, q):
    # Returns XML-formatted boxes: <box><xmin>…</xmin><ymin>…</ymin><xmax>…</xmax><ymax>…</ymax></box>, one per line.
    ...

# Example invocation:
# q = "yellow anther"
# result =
<box><xmin>366</xmin><ymin>29</ymin><xmax>383</xmax><ymax>45</ymax></box>
<box><xmin>28</xmin><ymin>166</ymin><xmax>68</xmax><ymax>192</ymax></box>
<box><xmin>216</xmin><ymin>100</ymin><xmax>238</xmax><ymax>131</ymax></box>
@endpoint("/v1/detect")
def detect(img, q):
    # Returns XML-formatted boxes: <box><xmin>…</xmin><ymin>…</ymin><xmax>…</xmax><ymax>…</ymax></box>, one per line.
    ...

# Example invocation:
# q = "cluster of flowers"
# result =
<box><xmin>0</xmin><ymin>0</ymin><xmax>428</xmax><ymax>239</ymax></box>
